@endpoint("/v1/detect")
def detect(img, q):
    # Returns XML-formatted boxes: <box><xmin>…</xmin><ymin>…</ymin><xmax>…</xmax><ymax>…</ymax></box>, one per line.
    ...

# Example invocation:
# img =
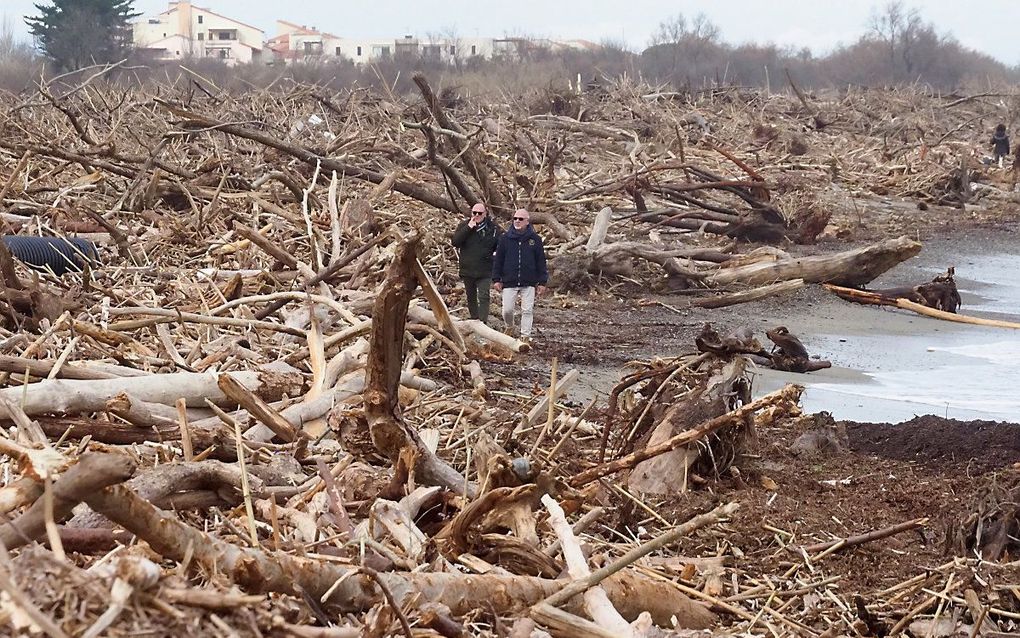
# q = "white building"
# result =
<box><xmin>133</xmin><ymin>1</ymin><xmax>265</xmax><ymax>65</ymax></box>
<box><xmin>266</xmin><ymin>21</ymin><xmax>343</xmax><ymax>63</ymax></box>
<box><xmin>266</xmin><ymin>21</ymin><xmax>504</xmax><ymax>66</ymax></box>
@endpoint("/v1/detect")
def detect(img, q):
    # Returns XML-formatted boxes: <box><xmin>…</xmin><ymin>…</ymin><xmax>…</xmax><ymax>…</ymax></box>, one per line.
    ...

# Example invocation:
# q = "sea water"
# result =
<box><xmin>757</xmin><ymin>250</ymin><xmax>1020</xmax><ymax>423</ymax></box>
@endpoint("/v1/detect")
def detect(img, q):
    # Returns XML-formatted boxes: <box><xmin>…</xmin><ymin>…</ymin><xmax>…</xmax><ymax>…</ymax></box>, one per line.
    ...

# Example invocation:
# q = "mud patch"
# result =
<box><xmin>848</xmin><ymin>416</ymin><xmax>1020</xmax><ymax>471</ymax></box>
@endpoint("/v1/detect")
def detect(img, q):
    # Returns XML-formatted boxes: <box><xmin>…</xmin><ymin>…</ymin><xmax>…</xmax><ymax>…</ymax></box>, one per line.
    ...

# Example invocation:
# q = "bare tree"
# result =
<box><xmin>0</xmin><ymin>16</ymin><xmax>29</xmax><ymax>60</ymax></box>
<box><xmin>645</xmin><ymin>12</ymin><xmax>721</xmax><ymax>86</ymax></box>
<box><xmin>866</xmin><ymin>2</ymin><xmax>942</xmax><ymax>81</ymax></box>
<box><xmin>440</xmin><ymin>25</ymin><xmax>467</xmax><ymax>67</ymax></box>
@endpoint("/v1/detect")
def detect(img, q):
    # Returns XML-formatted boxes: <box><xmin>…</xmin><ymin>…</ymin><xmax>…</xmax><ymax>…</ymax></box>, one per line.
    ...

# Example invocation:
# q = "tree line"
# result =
<box><xmin>5</xmin><ymin>0</ymin><xmax>1018</xmax><ymax>92</ymax></box>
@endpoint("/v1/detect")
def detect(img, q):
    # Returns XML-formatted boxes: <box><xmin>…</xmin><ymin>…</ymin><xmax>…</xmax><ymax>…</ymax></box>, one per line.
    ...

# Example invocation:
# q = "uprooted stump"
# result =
<box><xmin>695</xmin><ymin>323</ymin><xmax>832</xmax><ymax>374</ymax></box>
<box><xmin>611</xmin><ymin>354</ymin><xmax>753</xmax><ymax>495</ymax></box>
<box><xmin>765</xmin><ymin>326</ymin><xmax>832</xmax><ymax>372</ymax></box>
<box><xmin>947</xmin><ymin>472</ymin><xmax>1020</xmax><ymax>561</ymax></box>
<box><xmin>863</xmin><ymin>266</ymin><xmax>962</xmax><ymax>313</ymax></box>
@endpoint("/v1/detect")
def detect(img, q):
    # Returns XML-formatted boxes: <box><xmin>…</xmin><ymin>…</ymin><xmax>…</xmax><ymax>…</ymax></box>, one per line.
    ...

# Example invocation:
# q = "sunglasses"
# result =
<box><xmin>513</xmin><ymin>217</ymin><xmax>528</xmax><ymax>221</ymax></box>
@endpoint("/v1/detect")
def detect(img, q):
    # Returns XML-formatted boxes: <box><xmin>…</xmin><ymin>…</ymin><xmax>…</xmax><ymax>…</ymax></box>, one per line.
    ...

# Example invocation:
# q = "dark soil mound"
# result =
<box><xmin>848</xmin><ymin>416</ymin><xmax>1020</xmax><ymax>471</ymax></box>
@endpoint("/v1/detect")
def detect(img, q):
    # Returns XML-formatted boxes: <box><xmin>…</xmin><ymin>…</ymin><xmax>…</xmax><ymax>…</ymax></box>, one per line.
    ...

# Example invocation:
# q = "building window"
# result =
<box><xmin>471</xmin><ymin>45</ymin><xmax>477</xmax><ymax>55</ymax></box>
<box><xmin>197</xmin><ymin>33</ymin><xmax>204</xmax><ymax>41</ymax></box>
<box><xmin>356</xmin><ymin>46</ymin><xmax>362</xmax><ymax>56</ymax></box>
<box><xmin>335</xmin><ymin>46</ymin><xmax>341</xmax><ymax>55</ymax></box>
<box><xmin>450</xmin><ymin>45</ymin><xmax>455</xmax><ymax>55</ymax></box>
<box><xmin>163</xmin><ymin>33</ymin><xmax>166</xmax><ymax>37</ymax></box>
<box><xmin>197</xmin><ymin>15</ymin><xmax>203</xmax><ymax>24</ymax></box>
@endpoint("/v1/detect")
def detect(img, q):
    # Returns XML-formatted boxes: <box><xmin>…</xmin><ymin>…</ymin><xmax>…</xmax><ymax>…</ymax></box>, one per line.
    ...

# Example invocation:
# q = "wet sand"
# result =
<box><xmin>751</xmin><ymin>229</ymin><xmax>1020</xmax><ymax>422</ymax></box>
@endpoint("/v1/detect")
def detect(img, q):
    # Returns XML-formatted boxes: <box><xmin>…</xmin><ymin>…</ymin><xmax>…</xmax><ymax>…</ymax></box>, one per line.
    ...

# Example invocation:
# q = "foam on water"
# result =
<box><xmin>756</xmin><ymin>249</ymin><xmax>1020</xmax><ymax>423</ymax></box>
<box><xmin>810</xmin><ymin>363</ymin><xmax>1020</xmax><ymax>421</ymax></box>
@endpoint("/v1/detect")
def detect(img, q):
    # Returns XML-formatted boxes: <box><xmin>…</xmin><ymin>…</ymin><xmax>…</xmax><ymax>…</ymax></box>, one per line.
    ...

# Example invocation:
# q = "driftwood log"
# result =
<box><xmin>829</xmin><ymin>267</ymin><xmax>962</xmax><ymax>312</ymax></box>
<box><xmin>708</xmin><ymin>236</ymin><xmax>921</xmax><ymax>287</ymax></box>
<box><xmin>75</xmin><ymin>471</ymin><xmax>718</xmax><ymax>629</ymax></box>
<box><xmin>360</xmin><ymin>234</ymin><xmax>473</xmax><ymax>496</ymax></box>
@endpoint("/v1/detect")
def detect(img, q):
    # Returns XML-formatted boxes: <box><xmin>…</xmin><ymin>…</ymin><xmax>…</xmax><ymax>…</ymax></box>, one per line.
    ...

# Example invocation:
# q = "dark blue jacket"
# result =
<box><xmin>992</xmin><ymin>131</ymin><xmax>1011</xmax><ymax>157</ymax></box>
<box><xmin>492</xmin><ymin>224</ymin><xmax>548</xmax><ymax>288</ymax></box>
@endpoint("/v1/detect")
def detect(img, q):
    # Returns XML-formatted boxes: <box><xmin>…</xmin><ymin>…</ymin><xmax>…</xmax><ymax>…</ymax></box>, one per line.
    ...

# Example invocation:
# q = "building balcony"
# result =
<box><xmin>209</xmin><ymin>30</ymin><xmax>238</xmax><ymax>41</ymax></box>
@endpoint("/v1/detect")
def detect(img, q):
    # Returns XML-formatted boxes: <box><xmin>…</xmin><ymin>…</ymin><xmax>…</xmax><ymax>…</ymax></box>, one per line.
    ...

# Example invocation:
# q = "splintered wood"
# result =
<box><xmin>0</xmin><ymin>67</ymin><xmax>1014</xmax><ymax>636</ymax></box>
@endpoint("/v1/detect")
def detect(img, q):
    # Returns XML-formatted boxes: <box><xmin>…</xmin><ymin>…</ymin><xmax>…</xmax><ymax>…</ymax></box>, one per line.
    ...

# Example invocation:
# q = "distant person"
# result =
<box><xmin>492</xmin><ymin>209</ymin><xmax>548</xmax><ymax>342</ymax></box>
<box><xmin>991</xmin><ymin>123</ymin><xmax>1010</xmax><ymax>168</ymax></box>
<box><xmin>451</xmin><ymin>202</ymin><xmax>501</xmax><ymax>323</ymax></box>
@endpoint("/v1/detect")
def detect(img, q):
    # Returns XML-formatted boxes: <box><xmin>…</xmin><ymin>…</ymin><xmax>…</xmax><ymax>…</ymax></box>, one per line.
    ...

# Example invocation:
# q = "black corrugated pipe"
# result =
<box><xmin>1</xmin><ymin>236</ymin><xmax>99</xmax><ymax>275</ymax></box>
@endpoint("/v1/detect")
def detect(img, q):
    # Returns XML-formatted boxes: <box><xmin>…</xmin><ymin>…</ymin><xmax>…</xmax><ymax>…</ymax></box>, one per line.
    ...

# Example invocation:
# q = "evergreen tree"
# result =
<box><xmin>26</xmin><ymin>0</ymin><xmax>139</xmax><ymax>70</ymax></box>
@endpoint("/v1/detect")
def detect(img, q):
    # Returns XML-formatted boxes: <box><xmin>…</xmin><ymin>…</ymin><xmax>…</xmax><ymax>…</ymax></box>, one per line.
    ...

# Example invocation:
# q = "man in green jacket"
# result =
<box><xmin>451</xmin><ymin>202</ymin><xmax>501</xmax><ymax>323</ymax></box>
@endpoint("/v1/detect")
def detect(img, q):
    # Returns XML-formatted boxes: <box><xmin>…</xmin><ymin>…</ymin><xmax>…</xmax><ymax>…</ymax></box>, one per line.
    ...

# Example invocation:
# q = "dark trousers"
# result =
<box><xmin>463</xmin><ymin>276</ymin><xmax>491</xmax><ymax>322</ymax></box>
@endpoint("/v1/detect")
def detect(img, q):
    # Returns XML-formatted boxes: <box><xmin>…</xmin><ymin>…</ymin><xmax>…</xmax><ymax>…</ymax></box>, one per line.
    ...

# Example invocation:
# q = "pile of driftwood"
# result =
<box><xmin>0</xmin><ymin>68</ymin><xmax>1015</xmax><ymax>635</ymax></box>
<box><xmin>0</xmin><ymin>225</ymin><xmax>807</xmax><ymax>635</ymax></box>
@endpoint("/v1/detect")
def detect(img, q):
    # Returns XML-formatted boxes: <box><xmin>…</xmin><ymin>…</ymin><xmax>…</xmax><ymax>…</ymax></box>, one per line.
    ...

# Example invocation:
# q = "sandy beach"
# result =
<box><xmin>522</xmin><ymin>225</ymin><xmax>1020</xmax><ymax>423</ymax></box>
<box><xmin>751</xmin><ymin>227</ymin><xmax>1020</xmax><ymax>422</ymax></box>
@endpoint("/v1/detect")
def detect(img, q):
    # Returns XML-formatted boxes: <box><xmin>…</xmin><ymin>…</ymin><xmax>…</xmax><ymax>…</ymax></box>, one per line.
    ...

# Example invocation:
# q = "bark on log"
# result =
<box><xmin>0</xmin><ymin>452</ymin><xmax>136</xmax><ymax>550</ymax></box>
<box><xmin>69</xmin><ymin>460</ymin><xmax>260</xmax><ymax>529</ymax></box>
<box><xmin>83</xmin><ymin>483</ymin><xmax>715</xmax><ymax>628</ymax></box>
<box><xmin>364</xmin><ymin>235</ymin><xmax>472</xmax><ymax>496</ymax></box>
<box><xmin>0</xmin><ymin>370</ymin><xmax>304</xmax><ymax>418</ymax></box>
<box><xmin>707</xmin><ymin>236</ymin><xmax>921</xmax><ymax>287</ymax></box>
<box><xmin>105</xmin><ymin>392</ymin><xmax>182</xmax><ymax>427</ymax></box>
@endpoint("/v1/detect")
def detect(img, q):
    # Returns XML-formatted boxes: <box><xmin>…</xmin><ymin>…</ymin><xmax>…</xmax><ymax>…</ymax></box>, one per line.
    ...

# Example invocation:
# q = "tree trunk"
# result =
<box><xmin>708</xmin><ymin>236</ymin><xmax>921</xmax><ymax>287</ymax></box>
<box><xmin>0</xmin><ymin>370</ymin><xmax>304</xmax><ymax>418</ymax></box>
<box><xmin>362</xmin><ymin>234</ymin><xmax>472</xmax><ymax>495</ymax></box>
<box><xmin>83</xmin><ymin>481</ymin><xmax>716</xmax><ymax>629</ymax></box>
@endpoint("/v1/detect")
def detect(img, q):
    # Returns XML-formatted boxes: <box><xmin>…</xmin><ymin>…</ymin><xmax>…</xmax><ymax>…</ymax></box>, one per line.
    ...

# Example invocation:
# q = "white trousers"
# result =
<box><xmin>501</xmin><ymin>286</ymin><xmax>536</xmax><ymax>337</ymax></box>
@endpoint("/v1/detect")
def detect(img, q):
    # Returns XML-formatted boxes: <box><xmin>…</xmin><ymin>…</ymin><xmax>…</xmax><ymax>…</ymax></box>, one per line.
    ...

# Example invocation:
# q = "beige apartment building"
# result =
<box><xmin>133</xmin><ymin>1</ymin><xmax>264</xmax><ymax>65</ymax></box>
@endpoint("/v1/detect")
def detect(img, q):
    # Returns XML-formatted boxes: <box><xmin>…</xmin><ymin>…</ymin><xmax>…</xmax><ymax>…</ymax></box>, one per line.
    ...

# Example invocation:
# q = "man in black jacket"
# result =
<box><xmin>451</xmin><ymin>202</ymin><xmax>501</xmax><ymax>323</ymax></box>
<box><xmin>492</xmin><ymin>209</ymin><xmax>548</xmax><ymax>340</ymax></box>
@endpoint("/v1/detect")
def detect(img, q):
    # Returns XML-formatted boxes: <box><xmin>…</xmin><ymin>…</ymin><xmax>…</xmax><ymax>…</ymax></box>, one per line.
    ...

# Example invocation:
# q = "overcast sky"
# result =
<box><xmin>3</xmin><ymin>0</ymin><xmax>1019</xmax><ymax>65</ymax></box>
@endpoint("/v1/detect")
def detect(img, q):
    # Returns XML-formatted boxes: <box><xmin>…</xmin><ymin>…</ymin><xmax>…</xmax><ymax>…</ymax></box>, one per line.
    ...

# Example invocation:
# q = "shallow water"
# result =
<box><xmin>756</xmin><ymin>247</ymin><xmax>1020</xmax><ymax>423</ymax></box>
